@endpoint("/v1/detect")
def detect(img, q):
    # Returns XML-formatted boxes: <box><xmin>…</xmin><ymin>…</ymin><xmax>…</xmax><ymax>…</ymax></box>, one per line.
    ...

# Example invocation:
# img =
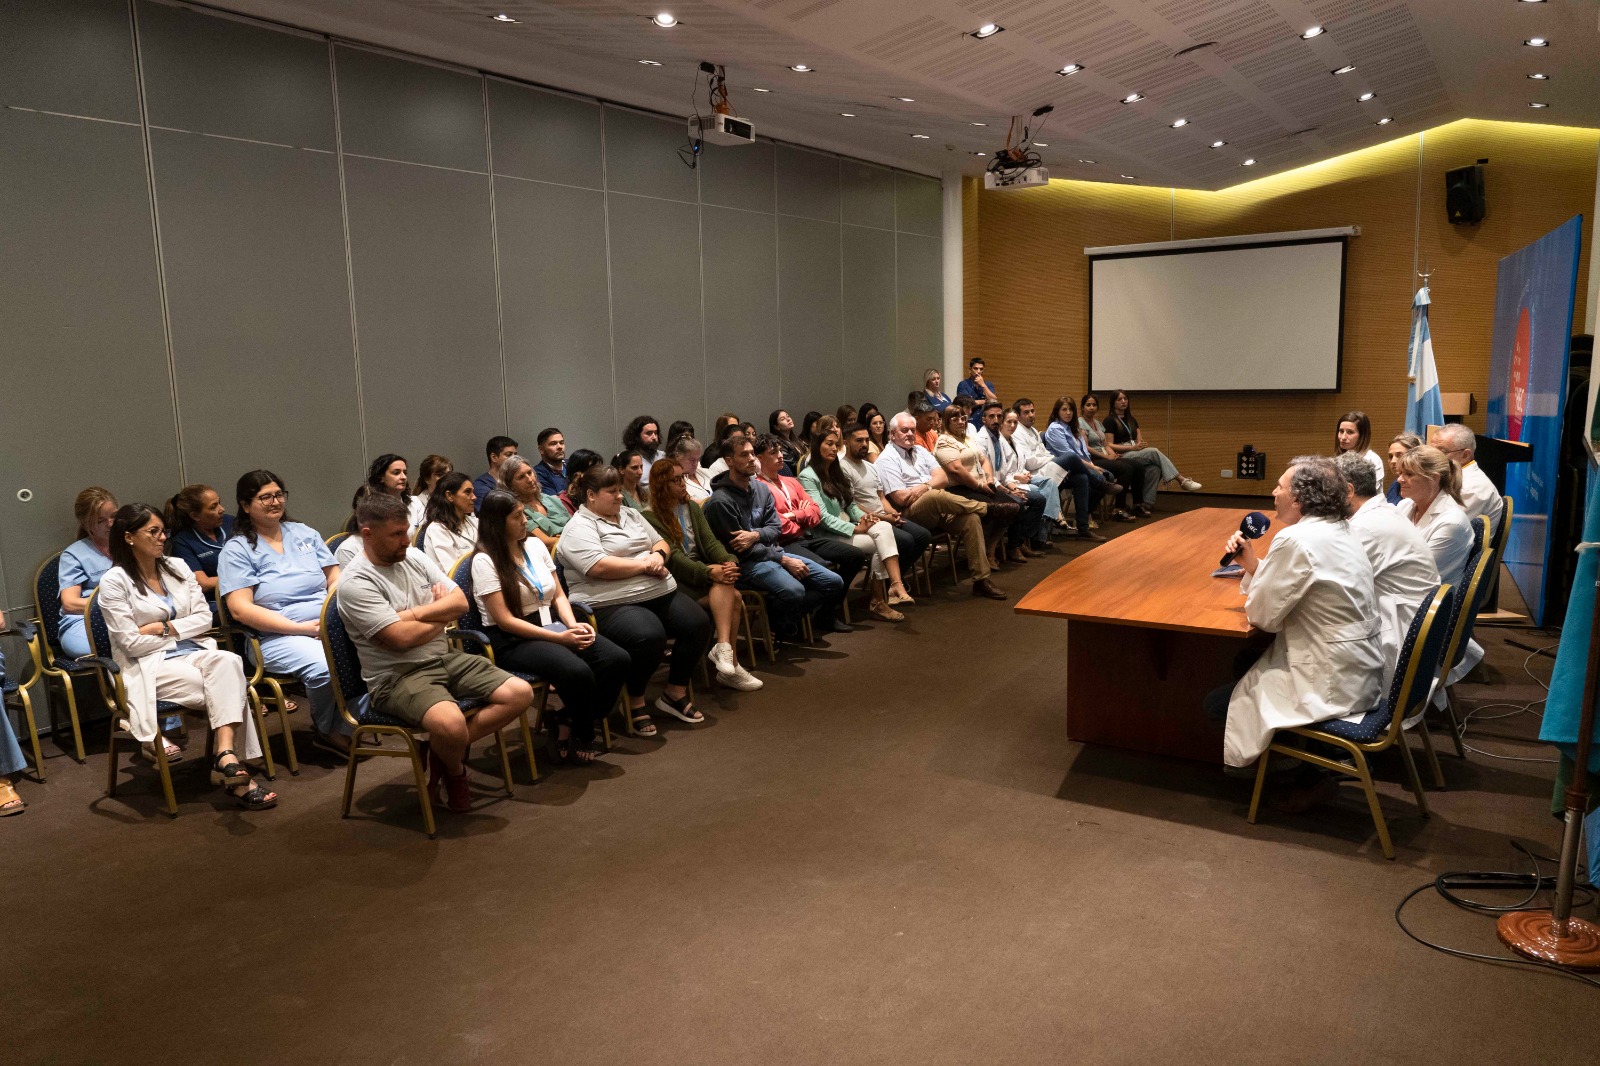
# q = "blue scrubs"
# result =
<box><xmin>57</xmin><ymin>539</ymin><xmax>113</xmax><ymax>658</ymax></box>
<box><xmin>217</xmin><ymin>522</ymin><xmax>345</xmax><ymax>736</ymax></box>
<box><xmin>169</xmin><ymin>515</ymin><xmax>235</xmax><ymax>580</ymax></box>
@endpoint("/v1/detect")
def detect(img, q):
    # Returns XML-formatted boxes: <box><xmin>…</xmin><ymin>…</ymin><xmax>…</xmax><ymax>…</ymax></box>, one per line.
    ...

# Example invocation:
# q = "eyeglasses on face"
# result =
<box><xmin>254</xmin><ymin>491</ymin><xmax>287</xmax><ymax>504</ymax></box>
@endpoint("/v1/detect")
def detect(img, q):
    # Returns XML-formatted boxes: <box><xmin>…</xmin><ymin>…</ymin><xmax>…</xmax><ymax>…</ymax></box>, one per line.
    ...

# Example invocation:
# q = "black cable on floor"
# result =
<box><xmin>1395</xmin><ymin>842</ymin><xmax>1600</xmax><ymax>989</ymax></box>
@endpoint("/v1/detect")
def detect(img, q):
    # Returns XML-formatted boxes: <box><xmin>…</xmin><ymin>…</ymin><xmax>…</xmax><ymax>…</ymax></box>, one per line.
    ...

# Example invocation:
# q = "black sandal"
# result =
<box><xmin>227</xmin><ymin>781</ymin><xmax>278</xmax><ymax>810</ymax></box>
<box><xmin>212</xmin><ymin>749</ymin><xmax>251</xmax><ymax>787</ymax></box>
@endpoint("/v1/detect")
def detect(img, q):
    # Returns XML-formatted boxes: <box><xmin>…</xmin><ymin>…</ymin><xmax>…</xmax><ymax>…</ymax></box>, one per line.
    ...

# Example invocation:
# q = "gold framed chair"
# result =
<box><xmin>30</xmin><ymin>552</ymin><xmax>90</xmax><ymax>763</ymax></box>
<box><xmin>213</xmin><ymin>591</ymin><xmax>300</xmax><ymax>777</ymax></box>
<box><xmin>1428</xmin><ymin>515</ymin><xmax>1497</xmax><ymax>764</ymax></box>
<box><xmin>1247</xmin><ymin>584</ymin><xmax>1452</xmax><ymax>860</ymax></box>
<box><xmin>324</xmin><ymin>531</ymin><xmax>351</xmax><ymax>554</ymax></box>
<box><xmin>1</xmin><ymin>619</ymin><xmax>46</xmax><ymax>780</ymax></box>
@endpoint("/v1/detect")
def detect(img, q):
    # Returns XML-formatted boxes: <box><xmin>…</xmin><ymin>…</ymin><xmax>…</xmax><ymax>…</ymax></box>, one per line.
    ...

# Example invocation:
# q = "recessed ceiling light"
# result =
<box><xmin>1057</xmin><ymin>64</ymin><xmax>1083</xmax><ymax>76</ymax></box>
<box><xmin>651</xmin><ymin>13</ymin><xmax>678</xmax><ymax>27</ymax></box>
<box><xmin>1377</xmin><ymin>116</ymin><xmax>1393</xmax><ymax>125</ymax></box>
<box><xmin>1170</xmin><ymin>118</ymin><xmax>1188</xmax><ymax>128</ymax></box>
<box><xmin>911</xmin><ymin>133</ymin><xmax>930</xmax><ymax>139</ymax></box>
<box><xmin>971</xmin><ymin>151</ymin><xmax>987</xmax><ymax>157</ymax></box>
<box><xmin>971</xmin><ymin>122</ymin><xmax>988</xmax><ymax>127</ymax></box>
<box><xmin>840</xmin><ymin>112</ymin><xmax>855</xmax><ymax>117</ymax></box>
<box><xmin>1524</xmin><ymin>38</ymin><xmax>1548</xmax><ymax>47</ymax></box>
<box><xmin>638</xmin><ymin>59</ymin><xmax>662</xmax><ymax>66</ymax></box>
<box><xmin>1529</xmin><ymin>102</ymin><xmax>1549</xmax><ymax>108</ymax></box>
<box><xmin>1209</xmin><ymin>140</ymin><xmax>1227</xmax><ymax>148</ymax></box>
<box><xmin>1242</xmin><ymin>158</ymin><xmax>1257</xmax><ymax>166</ymax></box>
<box><xmin>1300</xmin><ymin>26</ymin><xmax>1324</xmax><ymax>39</ymax></box>
<box><xmin>1121</xmin><ymin>93</ymin><xmax>1145</xmax><ymax>104</ymax></box>
<box><xmin>489</xmin><ymin>13</ymin><xmax>517</xmax><ymax>22</ymax></box>
<box><xmin>1332</xmin><ymin>64</ymin><xmax>1356</xmax><ymax>75</ymax></box>
<box><xmin>971</xmin><ymin>23</ymin><xmax>1005</xmax><ymax>39</ymax></box>
<box><xmin>1519</xmin><ymin>0</ymin><xmax>1548</xmax><ymax>4</ymax></box>
<box><xmin>1358</xmin><ymin>92</ymin><xmax>1376</xmax><ymax>102</ymax></box>
<box><xmin>1120</xmin><ymin>174</ymin><xmax>1137</xmax><ymax>180</ymax></box>
<box><xmin>1077</xmin><ymin>158</ymin><xmax>1095</xmax><ymax>163</ymax></box>
<box><xmin>789</xmin><ymin>64</ymin><xmax>814</xmax><ymax>72</ymax></box>
<box><xmin>752</xmin><ymin>87</ymin><xmax>773</xmax><ymax>93</ymax></box>
<box><xmin>1034</xmin><ymin>142</ymin><xmax>1048</xmax><ymax>147</ymax></box>
<box><xmin>1528</xmin><ymin>73</ymin><xmax>1549</xmax><ymax>80</ymax></box>
<box><xmin>893</xmin><ymin>97</ymin><xmax>915</xmax><ymax>102</ymax></box>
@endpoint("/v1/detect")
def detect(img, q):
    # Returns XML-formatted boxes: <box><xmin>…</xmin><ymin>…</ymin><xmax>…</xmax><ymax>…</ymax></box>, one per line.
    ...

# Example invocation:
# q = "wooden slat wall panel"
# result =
<box><xmin>968</xmin><ymin>119</ymin><xmax>1598</xmax><ymax>497</ymax></box>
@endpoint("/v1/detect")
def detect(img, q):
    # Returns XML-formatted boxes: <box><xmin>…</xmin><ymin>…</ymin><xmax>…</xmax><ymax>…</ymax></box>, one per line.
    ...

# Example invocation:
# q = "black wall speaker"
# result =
<box><xmin>1445</xmin><ymin>161</ymin><xmax>1486</xmax><ymax>225</ymax></box>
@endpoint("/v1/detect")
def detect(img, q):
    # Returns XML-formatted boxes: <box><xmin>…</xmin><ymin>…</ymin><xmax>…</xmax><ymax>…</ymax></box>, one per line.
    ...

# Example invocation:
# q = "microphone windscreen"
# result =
<box><xmin>1242</xmin><ymin>511</ymin><xmax>1271</xmax><ymax>538</ymax></box>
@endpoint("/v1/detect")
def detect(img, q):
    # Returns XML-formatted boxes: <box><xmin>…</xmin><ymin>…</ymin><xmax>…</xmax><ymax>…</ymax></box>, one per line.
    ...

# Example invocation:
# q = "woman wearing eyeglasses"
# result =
<box><xmin>98</xmin><ymin>504</ymin><xmax>277</xmax><ymax>808</ymax></box>
<box><xmin>217</xmin><ymin>470</ymin><xmax>348</xmax><ymax>758</ymax></box>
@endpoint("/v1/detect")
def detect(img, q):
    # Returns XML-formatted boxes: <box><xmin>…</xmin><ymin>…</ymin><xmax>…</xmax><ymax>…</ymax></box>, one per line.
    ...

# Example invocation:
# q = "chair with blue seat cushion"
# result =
<box><xmin>1</xmin><ymin>619</ymin><xmax>46</xmax><ymax>780</ymax></box>
<box><xmin>447</xmin><ymin>552</ymin><xmax>548</xmax><ymax>778</ymax></box>
<box><xmin>1430</xmin><ymin>515</ymin><xmax>1497</xmax><ymax>762</ymax></box>
<box><xmin>1247</xmin><ymin>583</ymin><xmax>1453</xmax><ymax>860</ymax></box>
<box><xmin>324</xmin><ymin>531</ymin><xmax>351</xmax><ymax>554</ymax></box>
<box><xmin>213</xmin><ymin>591</ymin><xmax>299</xmax><ymax>778</ymax></box>
<box><xmin>86</xmin><ymin>589</ymin><xmax>263</xmax><ymax>817</ymax></box>
<box><xmin>319</xmin><ymin>588</ymin><xmax>521</xmax><ymax>839</ymax></box>
<box><xmin>31</xmin><ymin>553</ymin><xmax>91</xmax><ymax>763</ymax></box>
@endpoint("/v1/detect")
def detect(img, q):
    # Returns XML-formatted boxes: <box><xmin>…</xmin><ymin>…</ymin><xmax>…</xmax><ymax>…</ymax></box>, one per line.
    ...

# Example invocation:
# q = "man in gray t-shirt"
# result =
<box><xmin>337</xmin><ymin>493</ymin><xmax>533</xmax><ymax>812</ymax></box>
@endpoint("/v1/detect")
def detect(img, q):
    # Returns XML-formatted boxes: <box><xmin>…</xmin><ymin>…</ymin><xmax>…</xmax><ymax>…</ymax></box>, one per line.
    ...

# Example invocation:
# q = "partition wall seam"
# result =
<box><xmin>128</xmin><ymin>0</ymin><xmax>188</xmax><ymax>484</ymax></box>
<box><xmin>892</xmin><ymin>177</ymin><xmax>900</xmax><ymax>394</ymax></box>
<box><xmin>773</xmin><ymin>143</ymin><xmax>784</xmax><ymax>410</ymax></box>
<box><xmin>599</xmin><ymin>107</ymin><xmax>621</xmax><ymax>441</ymax></box>
<box><xmin>339</xmin><ymin>150</ymin><xmax>486</xmax><ymax>177</ymax></box>
<box><xmin>145</xmin><ymin>124</ymin><xmax>302</xmax><ymax>151</ymax></box>
<box><xmin>696</xmin><ymin>147</ymin><xmax>710</xmax><ymax>432</ymax></box>
<box><xmin>838</xmin><ymin>161</ymin><xmax>847</xmax><ymax>410</ymax></box>
<box><xmin>328</xmin><ymin>42</ymin><xmax>370</xmax><ymax>467</ymax></box>
<box><xmin>482</xmin><ymin>77</ymin><xmax>510</xmax><ymax>436</ymax></box>
<box><xmin>1</xmin><ymin>105</ymin><xmax>139</xmax><ymax>127</ymax></box>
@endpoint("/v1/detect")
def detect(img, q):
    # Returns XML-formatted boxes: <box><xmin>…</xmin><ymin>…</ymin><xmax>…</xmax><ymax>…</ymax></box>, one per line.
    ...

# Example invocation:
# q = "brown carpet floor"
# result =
<box><xmin>5</xmin><ymin>498</ymin><xmax>1593</xmax><ymax>1065</ymax></box>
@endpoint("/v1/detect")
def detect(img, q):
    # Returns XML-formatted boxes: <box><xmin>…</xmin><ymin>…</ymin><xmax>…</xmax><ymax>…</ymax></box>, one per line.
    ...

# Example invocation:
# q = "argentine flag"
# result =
<box><xmin>1405</xmin><ymin>285</ymin><xmax>1443</xmax><ymax>436</ymax></box>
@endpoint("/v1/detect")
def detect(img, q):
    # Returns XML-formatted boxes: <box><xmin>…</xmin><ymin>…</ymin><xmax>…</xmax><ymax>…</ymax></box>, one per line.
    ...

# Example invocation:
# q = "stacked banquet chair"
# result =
<box><xmin>1247</xmin><ymin>583</ymin><xmax>1454</xmax><ymax>860</ymax></box>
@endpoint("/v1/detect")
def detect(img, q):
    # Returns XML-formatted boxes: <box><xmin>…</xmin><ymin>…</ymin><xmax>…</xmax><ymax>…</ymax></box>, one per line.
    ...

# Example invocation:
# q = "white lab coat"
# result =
<box><xmin>1396</xmin><ymin>491</ymin><xmax>1474</xmax><ymax>587</ymax></box>
<box><xmin>1010</xmin><ymin>423</ymin><xmax>1073</xmax><ymax>487</ymax></box>
<box><xmin>1458</xmin><ymin>461</ymin><xmax>1504</xmax><ymax>542</ymax></box>
<box><xmin>98</xmin><ymin>562</ymin><xmax>256</xmax><ymax>754</ymax></box>
<box><xmin>1348</xmin><ymin>496</ymin><xmax>1441</xmax><ymax>687</ymax></box>
<box><xmin>1225</xmin><ymin>516</ymin><xmax>1384</xmax><ymax>767</ymax></box>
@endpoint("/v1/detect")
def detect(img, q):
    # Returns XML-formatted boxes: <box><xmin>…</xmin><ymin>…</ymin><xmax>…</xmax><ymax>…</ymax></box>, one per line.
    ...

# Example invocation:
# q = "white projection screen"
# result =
<box><xmin>1089</xmin><ymin>236</ymin><xmax>1347</xmax><ymax>392</ymax></box>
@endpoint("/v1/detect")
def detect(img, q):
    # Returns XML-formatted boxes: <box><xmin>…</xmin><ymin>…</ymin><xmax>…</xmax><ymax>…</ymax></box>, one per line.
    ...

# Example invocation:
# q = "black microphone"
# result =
<box><xmin>1219</xmin><ymin>511</ymin><xmax>1271</xmax><ymax>567</ymax></box>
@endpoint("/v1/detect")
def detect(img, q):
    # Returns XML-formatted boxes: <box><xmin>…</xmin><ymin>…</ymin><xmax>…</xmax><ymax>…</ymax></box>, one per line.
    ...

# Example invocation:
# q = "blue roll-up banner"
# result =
<box><xmin>1544</xmin><ymin>468</ymin><xmax>1600</xmax><ymax>776</ymax></box>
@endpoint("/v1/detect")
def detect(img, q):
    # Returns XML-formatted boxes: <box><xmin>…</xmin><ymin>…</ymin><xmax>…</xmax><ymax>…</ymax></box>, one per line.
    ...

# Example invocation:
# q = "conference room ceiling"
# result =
<box><xmin>203</xmin><ymin>0</ymin><xmax>1600</xmax><ymax>190</ymax></box>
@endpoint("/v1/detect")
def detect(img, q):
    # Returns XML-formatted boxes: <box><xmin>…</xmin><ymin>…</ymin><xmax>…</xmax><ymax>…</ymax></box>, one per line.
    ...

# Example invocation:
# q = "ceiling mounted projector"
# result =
<box><xmin>984</xmin><ymin>167</ymin><xmax>1049</xmax><ymax>190</ymax></box>
<box><xmin>689</xmin><ymin>113</ymin><xmax>754</xmax><ymax>145</ymax></box>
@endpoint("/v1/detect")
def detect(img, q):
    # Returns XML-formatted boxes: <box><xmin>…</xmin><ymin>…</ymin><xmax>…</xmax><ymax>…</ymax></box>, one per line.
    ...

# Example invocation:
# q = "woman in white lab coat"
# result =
<box><xmin>1218</xmin><ymin>458</ymin><xmax>1384</xmax><ymax>770</ymax></box>
<box><xmin>1394</xmin><ymin>444</ymin><xmax>1474</xmax><ymax>588</ymax></box>
<box><xmin>98</xmin><ymin>504</ymin><xmax>277</xmax><ymax>810</ymax></box>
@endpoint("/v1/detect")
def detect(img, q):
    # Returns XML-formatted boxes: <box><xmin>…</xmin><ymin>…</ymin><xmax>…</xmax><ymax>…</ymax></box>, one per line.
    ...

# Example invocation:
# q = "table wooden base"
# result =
<box><xmin>1066</xmin><ymin>619</ymin><xmax>1267</xmax><ymax>764</ymax></box>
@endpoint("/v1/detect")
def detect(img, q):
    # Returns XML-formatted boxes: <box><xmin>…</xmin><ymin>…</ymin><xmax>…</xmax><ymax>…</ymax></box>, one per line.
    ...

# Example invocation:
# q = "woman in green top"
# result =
<box><xmin>799</xmin><ymin>427</ymin><xmax>912</xmax><ymax>622</ymax></box>
<box><xmin>612</xmin><ymin>449</ymin><xmax>648</xmax><ymax>511</ymax></box>
<box><xmin>499</xmin><ymin>454</ymin><xmax>569</xmax><ymax>551</ymax></box>
<box><xmin>642</xmin><ymin>459</ymin><xmax>762</xmax><ymax>691</ymax></box>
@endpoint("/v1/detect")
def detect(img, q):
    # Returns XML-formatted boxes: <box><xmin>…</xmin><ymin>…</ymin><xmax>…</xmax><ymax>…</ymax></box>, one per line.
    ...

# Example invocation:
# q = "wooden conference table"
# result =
<box><xmin>1015</xmin><ymin>507</ymin><xmax>1277</xmax><ymax>764</ymax></box>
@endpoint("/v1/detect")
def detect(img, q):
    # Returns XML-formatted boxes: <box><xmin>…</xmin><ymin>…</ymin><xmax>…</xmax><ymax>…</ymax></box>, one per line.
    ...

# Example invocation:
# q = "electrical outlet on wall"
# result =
<box><xmin>1221</xmin><ymin>470</ymin><xmax>1234</xmax><ymax>478</ymax></box>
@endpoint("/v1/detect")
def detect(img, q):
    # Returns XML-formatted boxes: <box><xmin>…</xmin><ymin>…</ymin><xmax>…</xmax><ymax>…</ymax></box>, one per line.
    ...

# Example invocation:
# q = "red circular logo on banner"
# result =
<box><xmin>1508</xmin><ymin>306</ymin><xmax>1531</xmax><ymax>441</ymax></box>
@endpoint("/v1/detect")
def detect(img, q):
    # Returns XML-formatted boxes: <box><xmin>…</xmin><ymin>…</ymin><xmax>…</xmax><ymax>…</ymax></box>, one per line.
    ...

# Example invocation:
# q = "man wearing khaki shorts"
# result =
<box><xmin>337</xmin><ymin>493</ymin><xmax>533</xmax><ymax>812</ymax></box>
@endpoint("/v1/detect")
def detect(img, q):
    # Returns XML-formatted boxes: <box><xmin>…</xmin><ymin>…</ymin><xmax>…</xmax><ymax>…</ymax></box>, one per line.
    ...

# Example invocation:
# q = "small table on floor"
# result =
<box><xmin>1014</xmin><ymin>508</ymin><xmax>1276</xmax><ymax>764</ymax></box>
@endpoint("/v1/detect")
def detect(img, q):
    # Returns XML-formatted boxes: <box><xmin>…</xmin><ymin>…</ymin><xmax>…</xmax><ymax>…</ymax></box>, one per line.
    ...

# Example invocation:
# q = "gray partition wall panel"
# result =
<box><xmin>137</xmin><ymin>1</ymin><xmax>335</xmax><ymax>150</ymax></box>
<box><xmin>497</xmin><ymin>178</ymin><xmax>616</xmax><ymax>453</ymax></box>
<box><xmin>896</xmin><ymin>234</ymin><xmax>943</xmax><ymax>389</ymax></box>
<box><xmin>607</xmin><ymin>194</ymin><xmax>705</xmax><ymax>430</ymax></box>
<box><xmin>777</xmin><ymin>216</ymin><xmax>843</xmax><ymax>414</ymax></box>
<box><xmin>841</xmin><ymin>161</ymin><xmax>896</xmax><ymax>231</ymax></box>
<box><xmin>152</xmin><ymin>131</ymin><xmax>362</xmax><ymax>537</ymax></box>
<box><xmin>841</xmin><ymin>226</ymin><xmax>899</xmax><ymax>409</ymax></box>
<box><xmin>699</xmin><ymin>140</ymin><xmax>775</xmax><ymax>214</ymax></box>
<box><xmin>702</xmin><ymin>206</ymin><xmax>780</xmax><ymax>420</ymax></box>
<box><xmin>0</xmin><ymin>0</ymin><xmax>138</xmax><ymax>122</ymax></box>
<box><xmin>334</xmin><ymin>46</ymin><xmax>485</xmax><ymax>171</ymax></box>
<box><xmin>776</xmin><ymin>146</ymin><xmax>840</xmax><ymax>223</ymax></box>
<box><xmin>0</xmin><ymin>110</ymin><xmax>178</xmax><ymax>607</ymax></box>
<box><xmin>895</xmin><ymin>172</ymin><xmax>942</xmax><ymax>237</ymax></box>
<box><xmin>344</xmin><ymin>157</ymin><xmax>502</xmax><ymax>465</ymax></box>
<box><xmin>488</xmin><ymin>81</ymin><xmax>602</xmax><ymax>190</ymax></box>
<box><xmin>603</xmin><ymin>107</ymin><xmax>697</xmax><ymax>204</ymax></box>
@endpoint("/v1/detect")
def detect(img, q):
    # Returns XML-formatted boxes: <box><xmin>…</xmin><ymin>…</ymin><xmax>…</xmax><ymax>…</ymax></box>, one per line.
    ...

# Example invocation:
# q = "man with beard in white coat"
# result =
<box><xmin>1335</xmin><ymin>452</ymin><xmax>1440</xmax><ymax>688</ymax></box>
<box><xmin>1205</xmin><ymin>456</ymin><xmax>1385</xmax><ymax>812</ymax></box>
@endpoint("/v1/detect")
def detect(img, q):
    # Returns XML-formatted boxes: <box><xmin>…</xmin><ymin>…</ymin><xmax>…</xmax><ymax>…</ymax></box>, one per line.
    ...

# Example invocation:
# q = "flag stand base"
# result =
<box><xmin>1496</xmin><ymin>911</ymin><xmax>1600</xmax><ymax>969</ymax></box>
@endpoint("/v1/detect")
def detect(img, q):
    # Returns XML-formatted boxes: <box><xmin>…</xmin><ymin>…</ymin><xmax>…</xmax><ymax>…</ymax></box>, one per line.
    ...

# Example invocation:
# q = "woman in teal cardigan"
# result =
<box><xmin>642</xmin><ymin>459</ymin><xmax>762</xmax><ymax>691</ymax></box>
<box><xmin>799</xmin><ymin>427</ymin><xmax>912</xmax><ymax>622</ymax></box>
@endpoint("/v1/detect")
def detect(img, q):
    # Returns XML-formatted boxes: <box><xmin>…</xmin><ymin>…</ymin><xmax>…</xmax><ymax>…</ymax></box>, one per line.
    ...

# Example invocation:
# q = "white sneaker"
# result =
<box><xmin>1179</xmin><ymin>477</ymin><xmax>1202</xmax><ymax>492</ymax></box>
<box><xmin>708</xmin><ymin>642</ymin><xmax>737</xmax><ymax>679</ymax></box>
<box><xmin>719</xmin><ymin>663</ymin><xmax>764</xmax><ymax>691</ymax></box>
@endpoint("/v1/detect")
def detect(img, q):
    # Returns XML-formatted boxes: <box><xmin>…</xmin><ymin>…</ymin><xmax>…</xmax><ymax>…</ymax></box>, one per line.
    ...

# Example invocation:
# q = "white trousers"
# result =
<box><xmin>142</xmin><ymin>650</ymin><xmax>259</xmax><ymax>759</ymax></box>
<box><xmin>849</xmin><ymin>520</ymin><xmax>900</xmax><ymax>581</ymax></box>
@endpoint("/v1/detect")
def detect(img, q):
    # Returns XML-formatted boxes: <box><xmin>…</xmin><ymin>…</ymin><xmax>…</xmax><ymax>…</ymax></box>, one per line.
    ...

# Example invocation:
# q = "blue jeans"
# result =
<box><xmin>739</xmin><ymin>553</ymin><xmax>845</xmax><ymax>635</ymax></box>
<box><xmin>1049</xmin><ymin>453</ymin><xmax>1106</xmax><ymax>527</ymax></box>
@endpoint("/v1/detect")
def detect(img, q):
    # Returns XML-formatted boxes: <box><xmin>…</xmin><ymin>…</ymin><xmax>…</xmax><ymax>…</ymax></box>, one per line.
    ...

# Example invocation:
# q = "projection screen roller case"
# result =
<box><xmin>1088</xmin><ymin>231</ymin><xmax>1350</xmax><ymax>392</ymax></box>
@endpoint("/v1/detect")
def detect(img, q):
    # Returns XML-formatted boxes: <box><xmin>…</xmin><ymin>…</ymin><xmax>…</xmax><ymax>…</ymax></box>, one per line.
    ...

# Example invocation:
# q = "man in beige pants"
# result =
<box><xmin>873</xmin><ymin>413</ymin><xmax>1006</xmax><ymax>600</ymax></box>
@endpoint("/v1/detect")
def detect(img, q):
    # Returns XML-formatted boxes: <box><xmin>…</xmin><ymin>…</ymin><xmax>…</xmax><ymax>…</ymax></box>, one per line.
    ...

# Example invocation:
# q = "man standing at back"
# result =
<box><xmin>534</xmin><ymin>427</ymin><xmax>568</xmax><ymax>496</ymax></box>
<box><xmin>956</xmin><ymin>357</ymin><xmax>998</xmax><ymax>427</ymax></box>
<box><xmin>474</xmin><ymin>435</ymin><xmax>519</xmax><ymax>512</ymax></box>
<box><xmin>337</xmin><ymin>493</ymin><xmax>533</xmax><ymax>812</ymax></box>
